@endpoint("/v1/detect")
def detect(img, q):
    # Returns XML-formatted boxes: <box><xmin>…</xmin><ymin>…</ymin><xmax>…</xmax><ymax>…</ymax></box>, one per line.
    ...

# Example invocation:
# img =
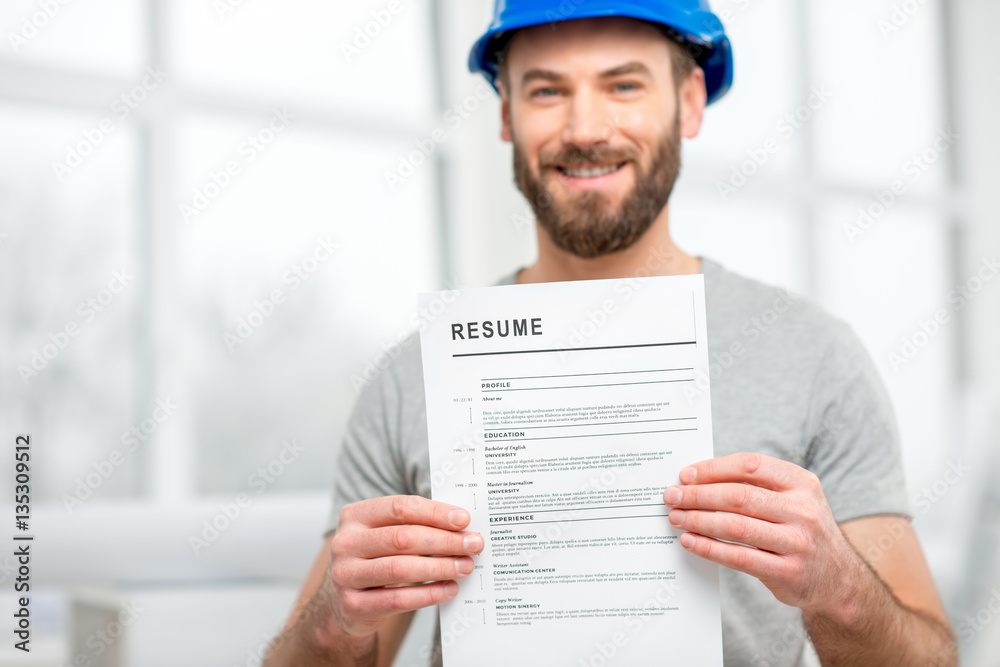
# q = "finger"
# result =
<box><xmin>344</xmin><ymin>495</ymin><xmax>470</xmax><ymax>530</ymax></box>
<box><xmin>669</xmin><ymin>509</ymin><xmax>795</xmax><ymax>554</ymax></box>
<box><xmin>353</xmin><ymin>525</ymin><xmax>484</xmax><ymax>558</ymax></box>
<box><xmin>678</xmin><ymin>531</ymin><xmax>783</xmax><ymax>580</ymax></box>
<box><xmin>343</xmin><ymin>580</ymin><xmax>460</xmax><ymax>618</ymax></box>
<box><xmin>678</xmin><ymin>453</ymin><xmax>807</xmax><ymax>491</ymax></box>
<box><xmin>663</xmin><ymin>482</ymin><xmax>791</xmax><ymax>522</ymax></box>
<box><xmin>343</xmin><ymin>555</ymin><xmax>476</xmax><ymax>589</ymax></box>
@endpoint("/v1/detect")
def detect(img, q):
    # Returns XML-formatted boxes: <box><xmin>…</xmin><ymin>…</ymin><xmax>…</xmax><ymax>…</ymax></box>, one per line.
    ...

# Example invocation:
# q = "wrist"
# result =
<box><xmin>802</xmin><ymin>541</ymin><xmax>870</xmax><ymax>630</ymax></box>
<box><xmin>315</xmin><ymin>617</ymin><xmax>378</xmax><ymax>654</ymax></box>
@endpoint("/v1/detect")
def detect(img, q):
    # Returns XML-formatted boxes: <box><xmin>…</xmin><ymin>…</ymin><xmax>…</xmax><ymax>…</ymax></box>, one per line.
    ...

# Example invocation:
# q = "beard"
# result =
<box><xmin>513</xmin><ymin>113</ymin><xmax>682</xmax><ymax>259</ymax></box>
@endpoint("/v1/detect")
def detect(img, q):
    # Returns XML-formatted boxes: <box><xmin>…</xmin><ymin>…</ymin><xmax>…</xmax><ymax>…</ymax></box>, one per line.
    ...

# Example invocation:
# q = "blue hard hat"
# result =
<box><xmin>469</xmin><ymin>0</ymin><xmax>734</xmax><ymax>105</ymax></box>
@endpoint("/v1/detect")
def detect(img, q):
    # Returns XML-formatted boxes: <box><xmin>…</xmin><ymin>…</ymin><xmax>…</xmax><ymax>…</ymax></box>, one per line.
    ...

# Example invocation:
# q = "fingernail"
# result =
<box><xmin>455</xmin><ymin>557</ymin><xmax>474</xmax><ymax>575</ymax></box>
<box><xmin>449</xmin><ymin>509</ymin><xmax>469</xmax><ymax>527</ymax></box>
<box><xmin>680</xmin><ymin>533</ymin><xmax>695</xmax><ymax>549</ymax></box>
<box><xmin>664</xmin><ymin>487</ymin><xmax>681</xmax><ymax>506</ymax></box>
<box><xmin>680</xmin><ymin>467</ymin><xmax>697</xmax><ymax>484</ymax></box>
<box><xmin>669</xmin><ymin>509</ymin><xmax>685</xmax><ymax>525</ymax></box>
<box><xmin>464</xmin><ymin>533</ymin><xmax>484</xmax><ymax>553</ymax></box>
<box><xmin>444</xmin><ymin>581</ymin><xmax>459</xmax><ymax>596</ymax></box>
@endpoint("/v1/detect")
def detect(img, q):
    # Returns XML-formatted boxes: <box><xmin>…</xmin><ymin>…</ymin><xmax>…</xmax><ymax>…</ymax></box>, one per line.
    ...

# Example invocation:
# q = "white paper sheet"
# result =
<box><xmin>418</xmin><ymin>274</ymin><xmax>723</xmax><ymax>666</ymax></box>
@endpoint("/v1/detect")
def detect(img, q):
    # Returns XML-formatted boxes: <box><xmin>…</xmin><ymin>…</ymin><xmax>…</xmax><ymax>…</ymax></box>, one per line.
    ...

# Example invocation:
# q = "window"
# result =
<box><xmin>1</xmin><ymin>0</ymin><xmax>444</xmax><ymax>502</ymax></box>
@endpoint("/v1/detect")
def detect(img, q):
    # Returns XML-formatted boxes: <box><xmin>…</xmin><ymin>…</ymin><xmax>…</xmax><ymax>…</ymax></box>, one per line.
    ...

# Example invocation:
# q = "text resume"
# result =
<box><xmin>418</xmin><ymin>274</ymin><xmax>723</xmax><ymax>666</ymax></box>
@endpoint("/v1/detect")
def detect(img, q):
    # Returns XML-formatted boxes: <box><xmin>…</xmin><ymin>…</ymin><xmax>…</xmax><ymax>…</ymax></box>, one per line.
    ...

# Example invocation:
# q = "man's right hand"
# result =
<box><xmin>327</xmin><ymin>495</ymin><xmax>484</xmax><ymax>639</ymax></box>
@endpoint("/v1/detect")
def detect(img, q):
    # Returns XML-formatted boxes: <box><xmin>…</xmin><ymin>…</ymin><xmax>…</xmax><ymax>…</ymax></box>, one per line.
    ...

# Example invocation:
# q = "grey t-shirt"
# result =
<box><xmin>326</xmin><ymin>256</ymin><xmax>911</xmax><ymax>667</ymax></box>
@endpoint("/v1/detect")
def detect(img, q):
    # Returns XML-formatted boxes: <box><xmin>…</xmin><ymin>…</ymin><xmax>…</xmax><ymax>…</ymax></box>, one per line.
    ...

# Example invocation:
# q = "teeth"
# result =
<box><xmin>561</xmin><ymin>164</ymin><xmax>622</xmax><ymax>178</ymax></box>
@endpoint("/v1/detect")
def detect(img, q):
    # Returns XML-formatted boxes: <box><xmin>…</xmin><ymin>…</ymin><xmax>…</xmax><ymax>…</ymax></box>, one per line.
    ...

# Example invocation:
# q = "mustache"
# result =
<box><xmin>540</xmin><ymin>145</ymin><xmax>638</xmax><ymax>169</ymax></box>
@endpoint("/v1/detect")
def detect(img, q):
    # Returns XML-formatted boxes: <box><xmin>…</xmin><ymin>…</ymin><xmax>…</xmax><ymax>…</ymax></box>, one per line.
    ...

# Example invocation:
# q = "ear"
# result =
<box><xmin>678</xmin><ymin>67</ymin><xmax>706</xmax><ymax>139</ymax></box>
<box><xmin>499</xmin><ymin>80</ymin><xmax>513</xmax><ymax>143</ymax></box>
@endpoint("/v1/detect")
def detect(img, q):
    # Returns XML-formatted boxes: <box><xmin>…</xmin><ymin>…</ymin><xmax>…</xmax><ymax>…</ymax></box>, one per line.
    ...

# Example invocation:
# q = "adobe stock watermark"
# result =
<box><xmin>513</xmin><ymin>463</ymin><xmax>631</xmax><ymax>568</ymax></box>
<box><xmin>180</xmin><ymin>107</ymin><xmax>295</xmax><ymax>224</ymax></box>
<box><xmin>235</xmin><ymin>631</ymin><xmax>282</xmax><ymax>667</ymax></box>
<box><xmin>956</xmin><ymin>589</ymin><xmax>1000</xmax><ymax>645</ymax></box>
<box><xmin>0</xmin><ymin>554</ymin><xmax>17</xmax><ymax>586</ymax></box>
<box><xmin>511</xmin><ymin>201</ymin><xmax>540</xmax><ymax>236</ymax></box>
<box><xmin>52</xmin><ymin>67</ymin><xmax>168</xmax><ymax>182</ymax></box>
<box><xmin>913</xmin><ymin>586</ymin><xmax>1000</xmax><ymax>666</ymax></box>
<box><xmin>17</xmin><ymin>599</ymin><xmax>145</xmax><ymax>660</ymax></box>
<box><xmin>429</xmin><ymin>433</ymin><xmax>480</xmax><ymax>495</ymax></box>
<box><xmin>577</xmin><ymin>579</ymin><xmax>682</xmax><ymax>667</ymax></box>
<box><xmin>555</xmin><ymin>244</ymin><xmax>687</xmax><ymax>360</ymax></box>
<box><xmin>878</xmin><ymin>0</ymin><xmax>932</xmax><ymax>41</ymax></box>
<box><xmin>886</xmin><ymin>254</ymin><xmax>997</xmax><ymax>372</ymax></box>
<box><xmin>843</xmin><ymin>127</ymin><xmax>959</xmax><ymax>244</ymax></box>
<box><xmin>861</xmin><ymin>459</ymin><xmax>969</xmax><ymax>566</ymax></box>
<box><xmin>61</xmin><ymin>398</ymin><xmax>180</xmax><ymax>513</ymax></box>
<box><xmin>349</xmin><ymin>282</ymin><xmax>461</xmax><ymax>392</ymax></box>
<box><xmin>684</xmin><ymin>288</ymin><xmax>801</xmax><ymax>403</ymax></box>
<box><xmin>914</xmin><ymin>460</ymin><xmax>969</xmax><ymax>514</ymax></box>
<box><xmin>340</xmin><ymin>0</ymin><xmax>407</xmax><ymax>63</ymax></box>
<box><xmin>17</xmin><ymin>268</ymin><xmax>135</xmax><ymax>385</ymax></box>
<box><xmin>253</xmin><ymin>584</ymin><xmax>340</xmax><ymax>665</ymax></box>
<box><xmin>214</xmin><ymin>0</ymin><xmax>251</xmax><ymax>21</ymax></box>
<box><xmin>79</xmin><ymin>600</ymin><xmax>144</xmax><ymax>662</ymax></box>
<box><xmin>224</xmin><ymin>235</ymin><xmax>339</xmax><ymax>352</ymax></box>
<box><xmin>715</xmin><ymin>0</ymin><xmax>759</xmax><ymax>27</ymax></box>
<box><xmin>254</xmin><ymin>572</ymin><xmax>463</xmax><ymax>667</ymax></box>
<box><xmin>384</xmin><ymin>82</ymin><xmax>494</xmax><ymax>192</ymax></box>
<box><xmin>540</xmin><ymin>0</ymin><xmax>587</xmax><ymax>28</ymax></box>
<box><xmin>189</xmin><ymin>438</ymin><xmax>306</xmax><ymax>556</ymax></box>
<box><xmin>717</xmin><ymin>85</ymin><xmax>834</xmax><ymax>202</ymax></box>
<box><xmin>749</xmin><ymin>619</ymin><xmax>808</xmax><ymax>667</ymax></box>
<box><xmin>7</xmin><ymin>0</ymin><xmax>73</xmax><ymax>53</ymax></box>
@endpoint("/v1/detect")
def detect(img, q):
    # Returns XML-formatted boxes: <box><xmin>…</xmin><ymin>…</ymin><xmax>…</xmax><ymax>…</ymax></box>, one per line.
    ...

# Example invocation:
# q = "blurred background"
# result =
<box><xmin>0</xmin><ymin>0</ymin><xmax>997</xmax><ymax>665</ymax></box>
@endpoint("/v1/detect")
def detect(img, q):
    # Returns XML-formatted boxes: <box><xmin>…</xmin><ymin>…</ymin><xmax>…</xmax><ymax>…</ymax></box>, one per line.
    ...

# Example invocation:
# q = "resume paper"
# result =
<box><xmin>418</xmin><ymin>275</ymin><xmax>723</xmax><ymax>666</ymax></box>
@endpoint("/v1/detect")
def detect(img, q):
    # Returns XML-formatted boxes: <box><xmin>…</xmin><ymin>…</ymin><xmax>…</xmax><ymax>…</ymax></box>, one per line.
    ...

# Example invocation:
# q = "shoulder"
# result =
<box><xmin>352</xmin><ymin>329</ymin><xmax>426</xmax><ymax>412</ymax></box>
<box><xmin>701</xmin><ymin>256</ymin><xmax>856</xmax><ymax>363</ymax></box>
<box><xmin>698</xmin><ymin>258</ymin><xmax>897</xmax><ymax>477</ymax></box>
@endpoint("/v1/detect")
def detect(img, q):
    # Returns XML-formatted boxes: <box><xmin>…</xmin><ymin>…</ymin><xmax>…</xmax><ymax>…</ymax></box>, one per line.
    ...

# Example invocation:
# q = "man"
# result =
<box><xmin>265</xmin><ymin>1</ymin><xmax>957</xmax><ymax>665</ymax></box>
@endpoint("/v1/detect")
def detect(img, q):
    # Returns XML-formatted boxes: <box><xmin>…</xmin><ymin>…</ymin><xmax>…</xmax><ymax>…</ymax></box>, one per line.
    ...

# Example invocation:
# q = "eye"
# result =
<box><xmin>612</xmin><ymin>81</ymin><xmax>640</xmax><ymax>93</ymax></box>
<box><xmin>530</xmin><ymin>86</ymin><xmax>560</xmax><ymax>98</ymax></box>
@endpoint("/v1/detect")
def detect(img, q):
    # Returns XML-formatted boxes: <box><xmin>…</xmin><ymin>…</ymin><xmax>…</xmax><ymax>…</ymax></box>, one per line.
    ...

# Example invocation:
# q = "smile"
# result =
<box><xmin>557</xmin><ymin>162</ymin><xmax>627</xmax><ymax>179</ymax></box>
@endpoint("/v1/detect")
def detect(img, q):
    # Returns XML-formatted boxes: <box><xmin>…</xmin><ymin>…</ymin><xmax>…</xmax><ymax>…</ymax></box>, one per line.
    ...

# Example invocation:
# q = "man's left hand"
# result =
<box><xmin>663</xmin><ymin>452</ymin><xmax>861</xmax><ymax>615</ymax></box>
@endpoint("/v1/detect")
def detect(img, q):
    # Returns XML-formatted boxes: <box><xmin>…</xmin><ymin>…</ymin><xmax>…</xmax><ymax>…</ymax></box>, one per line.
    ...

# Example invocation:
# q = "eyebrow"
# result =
<box><xmin>521</xmin><ymin>69</ymin><xmax>564</xmax><ymax>86</ymax></box>
<box><xmin>520</xmin><ymin>61</ymin><xmax>652</xmax><ymax>87</ymax></box>
<box><xmin>599</xmin><ymin>61</ymin><xmax>652</xmax><ymax>78</ymax></box>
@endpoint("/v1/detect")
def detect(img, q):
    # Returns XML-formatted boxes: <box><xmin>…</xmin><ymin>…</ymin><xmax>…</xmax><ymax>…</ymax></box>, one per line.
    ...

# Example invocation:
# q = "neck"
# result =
<box><xmin>517</xmin><ymin>205</ymin><xmax>701</xmax><ymax>284</ymax></box>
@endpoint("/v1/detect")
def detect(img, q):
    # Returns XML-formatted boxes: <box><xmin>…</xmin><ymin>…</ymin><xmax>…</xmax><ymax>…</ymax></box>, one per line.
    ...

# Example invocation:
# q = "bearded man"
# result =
<box><xmin>265</xmin><ymin>2</ymin><xmax>956</xmax><ymax>665</ymax></box>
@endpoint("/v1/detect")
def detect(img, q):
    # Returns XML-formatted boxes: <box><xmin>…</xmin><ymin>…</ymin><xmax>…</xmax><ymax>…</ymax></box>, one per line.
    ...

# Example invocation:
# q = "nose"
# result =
<box><xmin>562</xmin><ymin>85</ymin><xmax>616</xmax><ymax>151</ymax></box>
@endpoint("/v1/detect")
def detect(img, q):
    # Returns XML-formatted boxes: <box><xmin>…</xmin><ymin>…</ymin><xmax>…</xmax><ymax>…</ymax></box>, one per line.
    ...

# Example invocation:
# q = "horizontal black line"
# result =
<box><xmin>491</xmin><ymin>514</ymin><xmax>668</xmax><ymax>526</ymax></box>
<box><xmin>483</xmin><ymin>379</ymin><xmax>694</xmax><ymax>392</ymax></box>
<box><xmin>483</xmin><ymin>417</ymin><xmax>696</xmax><ymax>431</ymax></box>
<box><xmin>489</xmin><ymin>503</ymin><xmax>665</xmax><ymax>516</ymax></box>
<box><xmin>481</xmin><ymin>368</ymin><xmax>694</xmax><ymax>381</ymax></box>
<box><xmin>484</xmin><ymin>428</ymin><xmax>698</xmax><ymax>442</ymax></box>
<box><xmin>454</xmin><ymin>341</ymin><xmax>696</xmax><ymax>358</ymax></box>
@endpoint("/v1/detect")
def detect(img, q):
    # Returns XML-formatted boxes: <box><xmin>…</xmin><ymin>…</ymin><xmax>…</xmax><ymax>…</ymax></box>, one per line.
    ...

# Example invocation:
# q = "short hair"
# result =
<box><xmin>495</xmin><ymin>21</ymin><xmax>700</xmax><ymax>94</ymax></box>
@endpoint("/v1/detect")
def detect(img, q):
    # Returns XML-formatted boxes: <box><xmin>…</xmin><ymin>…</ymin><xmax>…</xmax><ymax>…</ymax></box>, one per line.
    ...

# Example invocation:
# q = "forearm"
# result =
<box><xmin>262</xmin><ymin>581</ymin><xmax>379</xmax><ymax>667</ymax></box>
<box><xmin>804</xmin><ymin>552</ymin><xmax>957</xmax><ymax>666</ymax></box>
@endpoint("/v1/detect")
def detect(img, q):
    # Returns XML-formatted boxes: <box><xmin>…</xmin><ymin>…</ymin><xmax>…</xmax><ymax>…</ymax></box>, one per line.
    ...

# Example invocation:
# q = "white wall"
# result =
<box><xmin>948</xmin><ymin>0</ymin><xmax>1000</xmax><ymax>663</ymax></box>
